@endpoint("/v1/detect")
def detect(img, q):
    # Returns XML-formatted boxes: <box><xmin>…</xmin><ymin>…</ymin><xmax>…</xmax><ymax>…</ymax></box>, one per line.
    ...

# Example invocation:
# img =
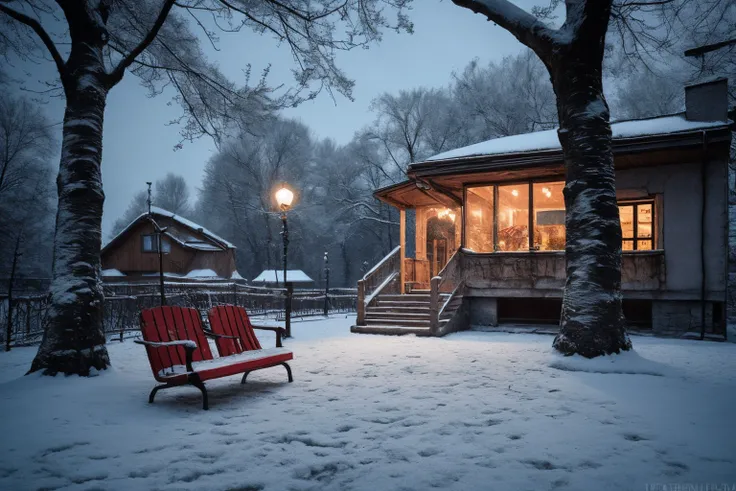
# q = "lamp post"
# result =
<box><xmin>146</xmin><ymin>182</ymin><xmax>166</xmax><ymax>306</ymax></box>
<box><xmin>323</xmin><ymin>251</ymin><xmax>330</xmax><ymax>316</ymax></box>
<box><xmin>275</xmin><ymin>185</ymin><xmax>294</xmax><ymax>337</ymax></box>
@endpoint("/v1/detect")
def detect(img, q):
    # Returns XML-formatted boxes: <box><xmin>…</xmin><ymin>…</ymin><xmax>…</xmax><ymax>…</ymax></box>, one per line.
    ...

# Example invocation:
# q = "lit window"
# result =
<box><xmin>497</xmin><ymin>184</ymin><xmax>529</xmax><ymax>251</ymax></box>
<box><xmin>619</xmin><ymin>202</ymin><xmax>654</xmax><ymax>250</ymax></box>
<box><xmin>533</xmin><ymin>182</ymin><xmax>565</xmax><ymax>251</ymax></box>
<box><xmin>463</xmin><ymin>182</ymin><xmax>657</xmax><ymax>253</ymax></box>
<box><xmin>465</xmin><ymin>187</ymin><xmax>493</xmax><ymax>252</ymax></box>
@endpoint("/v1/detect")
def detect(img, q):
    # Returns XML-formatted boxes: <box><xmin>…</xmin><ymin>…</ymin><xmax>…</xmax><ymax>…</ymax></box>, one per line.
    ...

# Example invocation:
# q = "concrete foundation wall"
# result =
<box><xmin>468</xmin><ymin>297</ymin><xmax>498</xmax><ymax>327</ymax></box>
<box><xmin>651</xmin><ymin>300</ymin><xmax>715</xmax><ymax>336</ymax></box>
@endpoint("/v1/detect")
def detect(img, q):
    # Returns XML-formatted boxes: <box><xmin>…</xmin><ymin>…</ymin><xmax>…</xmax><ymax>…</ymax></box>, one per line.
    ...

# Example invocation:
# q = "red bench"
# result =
<box><xmin>135</xmin><ymin>306</ymin><xmax>293</xmax><ymax>410</ymax></box>
<box><xmin>207</xmin><ymin>305</ymin><xmax>292</xmax><ymax>383</ymax></box>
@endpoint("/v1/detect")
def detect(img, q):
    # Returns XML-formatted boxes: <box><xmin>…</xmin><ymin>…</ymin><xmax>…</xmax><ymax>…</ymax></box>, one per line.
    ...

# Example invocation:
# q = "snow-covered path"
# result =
<box><xmin>1</xmin><ymin>316</ymin><xmax>735</xmax><ymax>490</ymax></box>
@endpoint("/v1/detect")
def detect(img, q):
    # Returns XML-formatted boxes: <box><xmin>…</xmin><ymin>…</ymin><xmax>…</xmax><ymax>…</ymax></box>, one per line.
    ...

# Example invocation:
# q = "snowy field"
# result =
<box><xmin>1</xmin><ymin>316</ymin><xmax>735</xmax><ymax>491</ymax></box>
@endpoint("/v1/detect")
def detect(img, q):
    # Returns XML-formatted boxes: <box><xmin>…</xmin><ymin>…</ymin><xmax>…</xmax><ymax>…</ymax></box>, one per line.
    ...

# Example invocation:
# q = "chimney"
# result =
<box><xmin>685</xmin><ymin>77</ymin><xmax>729</xmax><ymax>122</ymax></box>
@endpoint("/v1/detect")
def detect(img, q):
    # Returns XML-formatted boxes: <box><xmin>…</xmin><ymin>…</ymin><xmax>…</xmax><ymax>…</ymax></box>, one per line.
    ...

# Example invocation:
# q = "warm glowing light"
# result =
<box><xmin>472</xmin><ymin>209</ymin><xmax>483</xmax><ymax>218</ymax></box>
<box><xmin>511</xmin><ymin>189</ymin><xmax>519</xmax><ymax>197</ymax></box>
<box><xmin>438</xmin><ymin>208</ymin><xmax>456</xmax><ymax>223</ymax></box>
<box><xmin>275</xmin><ymin>186</ymin><xmax>294</xmax><ymax>210</ymax></box>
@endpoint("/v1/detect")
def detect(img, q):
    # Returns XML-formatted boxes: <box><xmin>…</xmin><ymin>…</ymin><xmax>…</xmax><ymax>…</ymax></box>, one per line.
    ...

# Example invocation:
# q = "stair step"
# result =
<box><xmin>351</xmin><ymin>325</ymin><xmax>432</xmax><ymax>336</ymax></box>
<box><xmin>376</xmin><ymin>300</ymin><xmax>430</xmax><ymax>307</ymax></box>
<box><xmin>380</xmin><ymin>294</ymin><xmax>430</xmax><ymax>301</ymax></box>
<box><xmin>368</xmin><ymin>306</ymin><xmax>430</xmax><ymax>314</ymax></box>
<box><xmin>366</xmin><ymin>313</ymin><xmax>430</xmax><ymax>320</ymax></box>
<box><xmin>366</xmin><ymin>320</ymin><xmax>431</xmax><ymax>326</ymax></box>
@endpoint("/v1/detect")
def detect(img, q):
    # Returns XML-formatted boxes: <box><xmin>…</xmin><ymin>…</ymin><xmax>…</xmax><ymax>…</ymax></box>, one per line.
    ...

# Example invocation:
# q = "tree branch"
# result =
<box><xmin>0</xmin><ymin>3</ymin><xmax>65</xmax><ymax>77</ymax></box>
<box><xmin>107</xmin><ymin>0</ymin><xmax>177</xmax><ymax>87</ymax></box>
<box><xmin>450</xmin><ymin>0</ymin><xmax>557</xmax><ymax>56</ymax></box>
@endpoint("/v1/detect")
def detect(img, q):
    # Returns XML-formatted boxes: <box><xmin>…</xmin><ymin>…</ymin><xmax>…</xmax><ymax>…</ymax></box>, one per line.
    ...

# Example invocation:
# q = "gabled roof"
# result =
<box><xmin>102</xmin><ymin>206</ymin><xmax>235</xmax><ymax>254</ymax></box>
<box><xmin>252</xmin><ymin>270</ymin><xmax>314</xmax><ymax>283</ymax></box>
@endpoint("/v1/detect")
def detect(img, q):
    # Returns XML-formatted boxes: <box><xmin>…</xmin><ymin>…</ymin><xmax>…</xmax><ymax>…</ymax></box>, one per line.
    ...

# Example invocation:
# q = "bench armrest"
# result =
<box><xmin>202</xmin><ymin>329</ymin><xmax>239</xmax><ymax>340</ymax></box>
<box><xmin>135</xmin><ymin>339</ymin><xmax>196</xmax><ymax>372</ymax></box>
<box><xmin>252</xmin><ymin>325</ymin><xmax>285</xmax><ymax>348</ymax></box>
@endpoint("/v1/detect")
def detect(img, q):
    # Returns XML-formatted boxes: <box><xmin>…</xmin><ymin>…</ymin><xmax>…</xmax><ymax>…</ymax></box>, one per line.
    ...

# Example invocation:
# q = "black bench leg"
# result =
<box><xmin>241</xmin><ymin>371</ymin><xmax>250</xmax><ymax>384</ymax></box>
<box><xmin>149</xmin><ymin>384</ymin><xmax>170</xmax><ymax>404</ymax></box>
<box><xmin>281</xmin><ymin>362</ymin><xmax>293</xmax><ymax>382</ymax></box>
<box><xmin>189</xmin><ymin>374</ymin><xmax>209</xmax><ymax>410</ymax></box>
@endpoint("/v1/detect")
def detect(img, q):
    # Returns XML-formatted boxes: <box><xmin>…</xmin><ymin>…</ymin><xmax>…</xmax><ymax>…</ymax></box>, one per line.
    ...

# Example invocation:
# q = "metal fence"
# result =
<box><xmin>0</xmin><ymin>281</ymin><xmax>356</xmax><ymax>347</ymax></box>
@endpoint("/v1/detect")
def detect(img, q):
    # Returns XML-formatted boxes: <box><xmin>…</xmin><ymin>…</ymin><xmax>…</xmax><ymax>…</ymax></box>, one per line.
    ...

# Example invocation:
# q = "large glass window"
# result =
<box><xmin>465</xmin><ymin>187</ymin><xmax>493</xmax><ymax>252</ymax></box>
<box><xmin>619</xmin><ymin>202</ymin><xmax>653</xmax><ymax>250</ymax></box>
<box><xmin>497</xmin><ymin>184</ymin><xmax>529</xmax><ymax>251</ymax></box>
<box><xmin>464</xmin><ymin>182</ymin><xmax>656</xmax><ymax>252</ymax></box>
<box><xmin>533</xmin><ymin>182</ymin><xmax>566</xmax><ymax>251</ymax></box>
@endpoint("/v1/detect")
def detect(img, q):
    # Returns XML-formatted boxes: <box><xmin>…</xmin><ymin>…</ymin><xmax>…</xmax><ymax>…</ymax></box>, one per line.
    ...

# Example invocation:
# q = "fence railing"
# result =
<box><xmin>0</xmin><ymin>281</ymin><xmax>356</xmax><ymax>348</ymax></box>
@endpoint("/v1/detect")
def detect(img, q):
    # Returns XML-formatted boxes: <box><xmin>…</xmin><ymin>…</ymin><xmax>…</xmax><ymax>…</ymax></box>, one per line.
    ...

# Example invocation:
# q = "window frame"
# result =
<box><xmin>618</xmin><ymin>199</ymin><xmax>655</xmax><ymax>251</ymax></box>
<box><xmin>464</xmin><ymin>178</ymin><xmax>564</xmax><ymax>252</ymax></box>
<box><xmin>141</xmin><ymin>233</ymin><xmax>171</xmax><ymax>253</ymax></box>
<box><xmin>463</xmin><ymin>181</ymin><xmax>657</xmax><ymax>253</ymax></box>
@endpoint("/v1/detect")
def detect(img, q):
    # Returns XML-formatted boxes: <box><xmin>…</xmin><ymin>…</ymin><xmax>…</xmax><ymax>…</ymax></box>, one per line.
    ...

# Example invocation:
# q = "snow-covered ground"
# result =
<box><xmin>1</xmin><ymin>316</ymin><xmax>735</xmax><ymax>491</ymax></box>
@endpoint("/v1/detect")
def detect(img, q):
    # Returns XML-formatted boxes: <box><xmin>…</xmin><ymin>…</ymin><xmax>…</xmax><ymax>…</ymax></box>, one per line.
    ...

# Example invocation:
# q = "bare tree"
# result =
<box><xmin>452</xmin><ymin>49</ymin><xmax>557</xmax><ymax>139</ymax></box>
<box><xmin>155</xmin><ymin>173</ymin><xmax>190</xmax><ymax>215</ymax></box>
<box><xmin>612</xmin><ymin>68</ymin><xmax>684</xmax><ymax>120</ymax></box>
<box><xmin>0</xmin><ymin>97</ymin><xmax>54</xmax><ymax>201</ymax></box>
<box><xmin>0</xmin><ymin>96</ymin><xmax>56</xmax><ymax>282</ymax></box>
<box><xmin>0</xmin><ymin>96</ymin><xmax>56</xmax><ymax>351</ymax></box>
<box><xmin>110</xmin><ymin>190</ymin><xmax>149</xmax><ymax>236</ymax></box>
<box><xmin>198</xmin><ymin>118</ymin><xmax>313</xmax><ymax>278</ymax></box>
<box><xmin>365</xmin><ymin>88</ymin><xmax>461</xmax><ymax>179</ymax></box>
<box><xmin>450</xmin><ymin>0</ymin><xmax>631</xmax><ymax>357</ymax></box>
<box><xmin>0</xmin><ymin>0</ymin><xmax>412</xmax><ymax>375</ymax></box>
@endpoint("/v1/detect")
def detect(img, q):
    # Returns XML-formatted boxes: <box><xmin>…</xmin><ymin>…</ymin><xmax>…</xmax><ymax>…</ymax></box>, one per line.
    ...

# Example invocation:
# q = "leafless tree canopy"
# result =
<box><xmin>0</xmin><ymin>0</ymin><xmax>413</xmax><ymax>145</ymax></box>
<box><xmin>0</xmin><ymin>95</ymin><xmax>56</xmax><ymax>279</ymax></box>
<box><xmin>155</xmin><ymin>173</ymin><xmax>191</xmax><ymax>215</ymax></box>
<box><xmin>111</xmin><ymin>174</ymin><xmax>193</xmax><ymax>236</ymax></box>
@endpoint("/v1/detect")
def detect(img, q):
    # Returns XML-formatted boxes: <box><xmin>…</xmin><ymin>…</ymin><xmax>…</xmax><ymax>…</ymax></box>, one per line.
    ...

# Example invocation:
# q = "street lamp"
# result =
<box><xmin>275</xmin><ymin>184</ymin><xmax>295</xmax><ymax>337</ymax></box>
<box><xmin>274</xmin><ymin>185</ymin><xmax>294</xmax><ymax>284</ymax></box>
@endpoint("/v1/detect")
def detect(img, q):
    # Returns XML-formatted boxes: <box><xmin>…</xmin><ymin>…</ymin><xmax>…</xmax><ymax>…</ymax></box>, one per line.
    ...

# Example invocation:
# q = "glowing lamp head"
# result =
<box><xmin>275</xmin><ymin>186</ymin><xmax>294</xmax><ymax>211</ymax></box>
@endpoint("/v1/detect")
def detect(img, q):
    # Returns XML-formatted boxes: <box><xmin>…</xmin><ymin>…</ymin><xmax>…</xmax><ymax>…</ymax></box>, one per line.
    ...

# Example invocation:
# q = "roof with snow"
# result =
<box><xmin>251</xmin><ymin>270</ymin><xmax>314</xmax><ymax>284</ymax></box>
<box><xmin>374</xmin><ymin>112</ymin><xmax>732</xmax><ymax>209</ymax></box>
<box><xmin>102</xmin><ymin>206</ymin><xmax>235</xmax><ymax>254</ymax></box>
<box><xmin>424</xmin><ymin>114</ymin><xmax>730</xmax><ymax>163</ymax></box>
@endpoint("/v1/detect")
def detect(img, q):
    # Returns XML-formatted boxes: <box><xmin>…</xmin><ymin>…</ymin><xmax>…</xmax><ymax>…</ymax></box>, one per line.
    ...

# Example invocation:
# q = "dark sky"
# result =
<box><xmin>7</xmin><ymin>1</ymin><xmax>543</xmax><ymax>238</ymax></box>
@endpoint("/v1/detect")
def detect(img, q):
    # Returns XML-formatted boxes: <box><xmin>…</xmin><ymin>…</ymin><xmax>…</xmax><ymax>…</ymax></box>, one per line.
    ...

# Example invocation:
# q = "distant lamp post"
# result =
<box><xmin>323</xmin><ymin>251</ymin><xmax>330</xmax><ymax>316</ymax></box>
<box><xmin>275</xmin><ymin>184</ymin><xmax>295</xmax><ymax>338</ymax></box>
<box><xmin>147</xmin><ymin>181</ymin><xmax>167</xmax><ymax>306</ymax></box>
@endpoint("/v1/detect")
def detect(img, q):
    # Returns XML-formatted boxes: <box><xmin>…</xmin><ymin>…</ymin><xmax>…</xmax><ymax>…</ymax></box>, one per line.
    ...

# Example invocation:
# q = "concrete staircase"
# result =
<box><xmin>351</xmin><ymin>290</ymin><xmax>452</xmax><ymax>336</ymax></box>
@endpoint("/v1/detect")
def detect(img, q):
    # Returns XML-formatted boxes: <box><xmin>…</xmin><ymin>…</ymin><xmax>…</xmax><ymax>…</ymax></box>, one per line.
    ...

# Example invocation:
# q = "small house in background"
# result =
<box><xmin>251</xmin><ymin>270</ymin><xmax>314</xmax><ymax>287</ymax></box>
<box><xmin>101</xmin><ymin>207</ymin><xmax>242</xmax><ymax>282</ymax></box>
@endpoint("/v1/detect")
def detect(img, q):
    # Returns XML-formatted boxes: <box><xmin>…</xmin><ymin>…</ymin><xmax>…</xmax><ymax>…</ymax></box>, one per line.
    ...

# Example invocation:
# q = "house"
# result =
<box><xmin>354</xmin><ymin>78</ymin><xmax>733</xmax><ymax>339</ymax></box>
<box><xmin>251</xmin><ymin>270</ymin><xmax>314</xmax><ymax>287</ymax></box>
<box><xmin>101</xmin><ymin>207</ymin><xmax>240</xmax><ymax>281</ymax></box>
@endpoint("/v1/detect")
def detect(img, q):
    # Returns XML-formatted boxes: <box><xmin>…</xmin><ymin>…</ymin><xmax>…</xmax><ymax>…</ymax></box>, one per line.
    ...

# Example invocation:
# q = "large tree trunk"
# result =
<box><xmin>29</xmin><ymin>7</ymin><xmax>111</xmax><ymax>375</ymax></box>
<box><xmin>550</xmin><ymin>29</ymin><xmax>631</xmax><ymax>358</ymax></box>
